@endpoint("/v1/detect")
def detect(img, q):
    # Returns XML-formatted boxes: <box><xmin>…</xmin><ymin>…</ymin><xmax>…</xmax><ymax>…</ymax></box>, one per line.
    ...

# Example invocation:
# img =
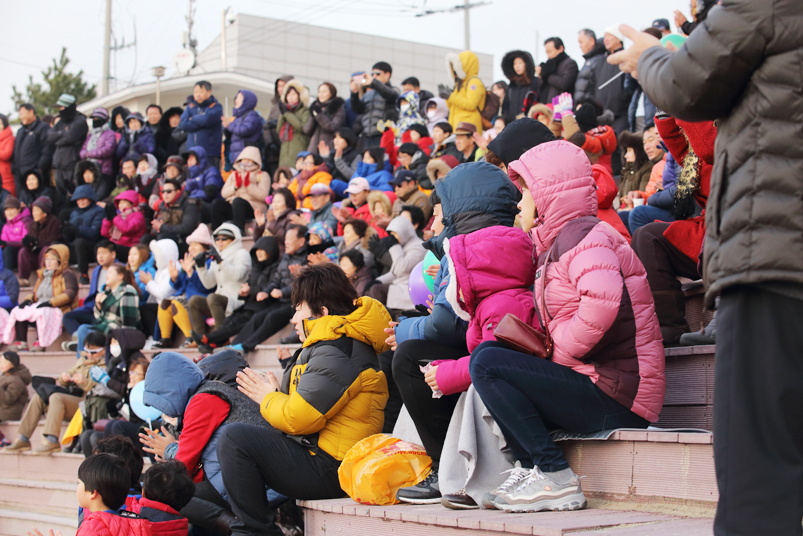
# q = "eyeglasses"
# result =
<box><xmin>371</xmin><ymin>71</ymin><xmax>382</xmax><ymax>77</ymax></box>
<box><xmin>163</xmin><ymin>189</ymin><xmax>176</xmax><ymax>194</ymax></box>
<box><xmin>215</xmin><ymin>236</ymin><xmax>233</xmax><ymax>242</ymax></box>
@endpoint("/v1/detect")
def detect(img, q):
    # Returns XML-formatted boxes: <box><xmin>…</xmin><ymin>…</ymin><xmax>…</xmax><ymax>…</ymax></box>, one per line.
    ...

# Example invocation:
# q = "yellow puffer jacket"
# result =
<box><xmin>260</xmin><ymin>297</ymin><xmax>391</xmax><ymax>460</ymax></box>
<box><xmin>446</xmin><ymin>51</ymin><xmax>486</xmax><ymax>134</ymax></box>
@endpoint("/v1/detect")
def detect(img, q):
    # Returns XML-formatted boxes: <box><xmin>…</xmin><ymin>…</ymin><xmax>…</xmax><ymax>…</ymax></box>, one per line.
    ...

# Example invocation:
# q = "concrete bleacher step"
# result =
<box><xmin>655</xmin><ymin>345</ymin><xmax>714</xmax><ymax>431</ymax></box>
<box><xmin>0</xmin><ymin>420</ymin><xmax>68</xmax><ymax>443</ymax></box>
<box><xmin>299</xmin><ymin>498</ymin><xmax>714</xmax><ymax>536</ymax></box>
<box><xmin>0</xmin><ymin>508</ymin><xmax>76</xmax><ymax>536</ymax></box>
<box><xmin>0</xmin><ymin>477</ymin><xmax>78</xmax><ymax>517</ymax></box>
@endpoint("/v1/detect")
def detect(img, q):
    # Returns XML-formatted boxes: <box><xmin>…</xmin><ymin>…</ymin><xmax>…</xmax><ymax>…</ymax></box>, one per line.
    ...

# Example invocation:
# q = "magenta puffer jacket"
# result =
<box><xmin>1</xmin><ymin>207</ymin><xmax>32</xmax><ymax>245</ymax></box>
<box><xmin>100</xmin><ymin>190</ymin><xmax>147</xmax><ymax>247</ymax></box>
<box><xmin>433</xmin><ymin>226</ymin><xmax>537</xmax><ymax>396</ymax></box>
<box><xmin>508</xmin><ymin>141</ymin><xmax>665</xmax><ymax>422</ymax></box>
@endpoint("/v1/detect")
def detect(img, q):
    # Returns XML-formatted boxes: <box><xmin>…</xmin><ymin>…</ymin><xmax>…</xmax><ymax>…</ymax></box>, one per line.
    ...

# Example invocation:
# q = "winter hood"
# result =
<box><xmin>43</xmin><ymin>244</ymin><xmax>70</xmax><ymax>276</ymax></box>
<box><xmin>446</xmin><ymin>50</ymin><xmax>480</xmax><ymax>81</ymax></box>
<box><xmin>427</xmin><ymin>161</ymin><xmax>520</xmax><ymax>258</ymax></box>
<box><xmin>444</xmin><ymin>226</ymin><xmax>536</xmax><ymax>321</ymax></box>
<box><xmin>501</xmin><ymin>50</ymin><xmax>536</xmax><ymax>83</ymax></box>
<box><xmin>281</xmin><ymin>79</ymin><xmax>310</xmax><ymax>108</ymax></box>
<box><xmin>213</xmin><ymin>223</ymin><xmax>246</xmax><ymax>261</ymax></box>
<box><xmin>149</xmin><ymin>238</ymin><xmax>180</xmax><ymax>271</ymax></box>
<box><xmin>251</xmin><ymin>236</ymin><xmax>280</xmax><ymax>267</ymax></box>
<box><xmin>386</xmin><ymin>215</ymin><xmax>419</xmax><ymax>246</ymax></box>
<box><xmin>234</xmin><ymin>146</ymin><xmax>263</xmax><ymax>168</ymax></box>
<box><xmin>71</xmin><ymin>184</ymin><xmax>98</xmax><ymax>203</ymax></box>
<box><xmin>104</xmin><ymin>327</ymin><xmax>147</xmax><ymax>369</ymax></box>
<box><xmin>301</xmin><ymin>296</ymin><xmax>392</xmax><ymax>354</ymax></box>
<box><xmin>185</xmin><ymin>146</ymin><xmax>209</xmax><ymax>172</ymax></box>
<box><xmin>426</xmin><ymin>96</ymin><xmax>450</xmax><ymax>123</ymax></box>
<box><xmin>114</xmin><ymin>189</ymin><xmax>141</xmax><ymax>208</ymax></box>
<box><xmin>143</xmin><ymin>352</ymin><xmax>205</xmax><ymax>418</ymax></box>
<box><xmin>508</xmin><ymin>140</ymin><xmax>598</xmax><ymax>255</ymax></box>
<box><xmin>233</xmin><ymin>89</ymin><xmax>258</xmax><ymax>118</ymax></box>
<box><xmin>74</xmin><ymin>160</ymin><xmax>101</xmax><ymax>186</ymax></box>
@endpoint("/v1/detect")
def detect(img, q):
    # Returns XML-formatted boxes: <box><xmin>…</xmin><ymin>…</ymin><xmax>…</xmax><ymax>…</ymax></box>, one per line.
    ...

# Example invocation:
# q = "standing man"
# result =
<box><xmin>350</xmin><ymin>61</ymin><xmax>399</xmax><ymax>150</ymax></box>
<box><xmin>401</xmin><ymin>77</ymin><xmax>434</xmax><ymax>115</ymax></box>
<box><xmin>537</xmin><ymin>37</ymin><xmax>579</xmax><ymax>103</ymax></box>
<box><xmin>609</xmin><ymin>2</ymin><xmax>803</xmax><ymax>533</ymax></box>
<box><xmin>11</xmin><ymin>104</ymin><xmax>51</xmax><ymax>195</ymax></box>
<box><xmin>574</xmin><ymin>29</ymin><xmax>607</xmax><ymax>105</ymax></box>
<box><xmin>47</xmin><ymin>94</ymin><xmax>88</xmax><ymax>200</ymax></box>
<box><xmin>179</xmin><ymin>81</ymin><xmax>223</xmax><ymax>170</ymax></box>
<box><xmin>145</xmin><ymin>104</ymin><xmax>167</xmax><ymax>166</ymax></box>
<box><xmin>594</xmin><ymin>27</ymin><xmax>634</xmax><ymax>176</ymax></box>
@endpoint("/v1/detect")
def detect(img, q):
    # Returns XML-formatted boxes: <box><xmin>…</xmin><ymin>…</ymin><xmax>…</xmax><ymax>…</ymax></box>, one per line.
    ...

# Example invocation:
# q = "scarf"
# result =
<box><xmin>86</xmin><ymin>124</ymin><xmax>109</xmax><ymax>155</ymax></box>
<box><xmin>540</xmin><ymin>52</ymin><xmax>568</xmax><ymax>78</ymax></box>
<box><xmin>295</xmin><ymin>163</ymin><xmax>328</xmax><ymax>200</ymax></box>
<box><xmin>279</xmin><ymin>102</ymin><xmax>300</xmax><ymax>142</ymax></box>
<box><xmin>37</xmin><ymin>269</ymin><xmax>55</xmax><ymax>302</ymax></box>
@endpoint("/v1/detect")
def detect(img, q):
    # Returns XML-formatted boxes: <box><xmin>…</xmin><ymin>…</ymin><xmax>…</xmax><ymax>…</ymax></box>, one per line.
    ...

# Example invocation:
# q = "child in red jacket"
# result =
<box><xmin>129</xmin><ymin>461</ymin><xmax>194</xmax><ymax>536</ymax></box>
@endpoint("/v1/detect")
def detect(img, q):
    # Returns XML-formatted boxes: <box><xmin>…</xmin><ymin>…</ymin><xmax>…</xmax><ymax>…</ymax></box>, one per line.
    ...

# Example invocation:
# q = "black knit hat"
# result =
<box><xmin>2</xmin><ymin>351</ymin><xmax>19</xmax><ymax>368</ymax></box>
<box><xmin>372</xmin><ymin>61</ymin><xmax>392</xmax><ymax>75</ymax></box>
<box><xmin>487</xmin><ymin>118</ymin><xmax>556</xmax><ymax>166</ymax></box>
<box><xmin>575</xmin><ymin>105</ymin><xmax>599</xmax><ymax>133</ymax></box>
<box><xmin>398</xmin><ymin>143</ymin><xmax>420</xmax><ymax>156</ymax></box>
<box><xmin>407</xmin><ymin>123</ymin><xmax>429</xmax><ymax>139</ymax></box>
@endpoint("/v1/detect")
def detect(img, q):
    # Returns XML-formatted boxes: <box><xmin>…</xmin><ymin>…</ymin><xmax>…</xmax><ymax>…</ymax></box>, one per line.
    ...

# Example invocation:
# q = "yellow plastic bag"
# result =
<box><xmin>61</xmin><ymin>409</ymin><xmax>84</xmax><ymax>445</ymax></box>
<box><xmin>338</xmin><ymin>434</ymin><xmax>432</xmax><ymax>505</ymax></box>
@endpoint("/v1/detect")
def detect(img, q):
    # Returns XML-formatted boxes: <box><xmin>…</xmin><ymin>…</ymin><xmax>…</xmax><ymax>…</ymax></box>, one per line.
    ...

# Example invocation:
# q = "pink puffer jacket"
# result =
<box><xmin>432</xmin><ymin>226</ymin><xmax>536</xmax><ymax>396</ymax></box>
<box><xmin>508</xmin><ymin>141</ymin><xmax>665</xmax><ymax>422</ymax></box>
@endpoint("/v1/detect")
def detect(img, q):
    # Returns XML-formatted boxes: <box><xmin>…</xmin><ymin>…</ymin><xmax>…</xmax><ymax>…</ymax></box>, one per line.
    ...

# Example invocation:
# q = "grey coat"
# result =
<box><xmin>638</xmin><ymin>0</ymin><xmax>803</xmax><ymax>306</ymax></box>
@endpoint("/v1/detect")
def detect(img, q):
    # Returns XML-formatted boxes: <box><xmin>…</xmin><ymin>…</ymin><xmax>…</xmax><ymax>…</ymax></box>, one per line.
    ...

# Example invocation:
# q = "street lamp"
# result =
<box><xmin>152</xmin><ymin>66</ymin><xmax>166</xmax><ymax>106</ymax></box>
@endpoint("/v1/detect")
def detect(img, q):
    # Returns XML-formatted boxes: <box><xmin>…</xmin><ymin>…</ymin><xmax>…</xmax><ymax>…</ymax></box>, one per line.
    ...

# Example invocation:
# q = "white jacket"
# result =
<box><xmin>377</xmin><ymin>216</ymin><xmax>426</xmax><ymax>310</ymax></box>
<box><xmin>197</xmin><ymin>223</ymin><xmax>252</xmax><ymax>314</ymax></box>
<box><xmin>146</xmin><ymin>239</ymin><xmax>180</xmax><ymax>304</ymax></box>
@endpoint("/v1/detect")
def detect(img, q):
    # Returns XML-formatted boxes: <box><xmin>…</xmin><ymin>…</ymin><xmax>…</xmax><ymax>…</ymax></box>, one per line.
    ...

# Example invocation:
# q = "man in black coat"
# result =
<box><xmin>610</xmin><ymin>2</ymin><xmax>803</xmax><ymax>533</ymax></box>
<box><xmin>47</xmin><ymin>93</ymin><xmax>88</xmax><ymax>201</ymax></box>
<box><xmin>11</xmin><ymin>103</ymin><xmax>51</xmax><ymax>193</ymax></box>
<box><xmin>573</xmin><ymin>30</ymin><xmax>607</xmax><ymax>105</ymax></box>
<box><xmin>537</xmin><ymin>37</ymin><xmax>579</xmax><ymax>103</ymax></box>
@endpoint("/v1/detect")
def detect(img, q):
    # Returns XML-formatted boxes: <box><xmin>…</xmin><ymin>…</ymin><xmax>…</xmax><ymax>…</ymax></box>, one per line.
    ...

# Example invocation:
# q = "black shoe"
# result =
<box><xmin>198</xmin><ymin>343</ymin><xmax>215</xmax><ymax>354</ymax></box>
<box><xmin>79</xmin><ymin>274</ymin><xmax>90</xmax><ymax>285</ymax></box>
<box><xmin>280</xmin><ymin>333</ymin><xmax>301</xmax><ymax>344</ymax></box>
<box><xmin>441</xmin><ymin>489</ymin><xmax>479</xmax><ymax>510</ymax></box>
<box><xmin>191</xmin><ymin>330</ymin><xmax>208</xmax><ymax>345</ymax></box>
<box><xmin>151</xmin><ymin>338</ymin><xmax>171</xmax><ymax>349</ymax></box>
<box><xmin>396</xmin><ymin>469</ymin><xmax>440</xmax><ymax>504</ymax></box>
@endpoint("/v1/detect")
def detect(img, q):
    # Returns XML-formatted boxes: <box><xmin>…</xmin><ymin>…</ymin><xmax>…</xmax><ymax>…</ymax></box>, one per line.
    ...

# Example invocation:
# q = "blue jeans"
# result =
<box><xmin>75</xmin><ymin>324</ymin><xmax>100</xmax><ymax>357</ymax></box>
<box><xmin>629</xmin><ymin>205</ymin><xmax>674</xmax><ymax>234</ymax></box>
<box><xmin>63</xmin><ymin>308</ymin><xmax>95</xmax><ymax>336</ymax></box>
<box><xmin>470</xmin><ymin>341</ymin><xmax>649</xmax><ymax>472</ymax></box>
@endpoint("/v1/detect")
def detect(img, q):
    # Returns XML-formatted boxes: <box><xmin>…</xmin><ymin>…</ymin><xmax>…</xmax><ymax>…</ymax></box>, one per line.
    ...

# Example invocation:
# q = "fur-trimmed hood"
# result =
<box><xmin>446</xmin><ymin>50</ymin><xmax>480</xmax><ymax>82</ymax></box>
<box><xmin>501</xmin><ymin>50</ymin><xmax>536</xmax><ymax>84</ymax></box>
<box><xmin>312</xmin><ymin>96</ymin><xmax>345</xmax><ymax>116</ymax></box>
<box><xmin>281</xmin><ymin>79</ymin><xmax>310</xmax><ymax>108</ymax></box>
<box><xmin>74</xmin><ymin>159</ymin><xmax>101</xmax><ymax>185</ymax></box>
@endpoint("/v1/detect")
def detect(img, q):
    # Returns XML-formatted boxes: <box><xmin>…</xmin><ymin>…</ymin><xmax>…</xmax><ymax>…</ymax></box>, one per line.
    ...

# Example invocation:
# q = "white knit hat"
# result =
<box><xmin>604</xmin><ymin>25</ymin><xmax>626</xmax><ymax>43</ymax></box>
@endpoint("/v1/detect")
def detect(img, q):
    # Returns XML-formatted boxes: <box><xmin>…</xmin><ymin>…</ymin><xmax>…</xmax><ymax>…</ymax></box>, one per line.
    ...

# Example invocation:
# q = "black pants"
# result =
<box><xmin>3</xmin><ymin>245</ymin><xmax>19</xmax><ymax>271</ymax></box>
<box><xmin>632</xmin><ymin>222</ymin><xmax>700</xmax><ymax>344</ymax></box>
<box><xmin>140</xmin><ymin>303</ymin><xmax>158</xmax><ymax>339</ymax></box>
<box><xmin>204</xmin><ymin>308</ymin><xmax>257</xmax><ymax>345</ymax></box>
<box><xmin>392</xmin><ymin>339</ymin><xmax>467</xmax><ymax>468</ymax></box>
<box><xmin>378</xmin><ymin>350</ymin><xmax>402</xmax><ymax>433</ymax></box>
<box><xmin>181</xmin><ymin>478</ymin><xmax>235</xmax><ymax>535</ymax></box>
<box><xmin>714</xmin><ymin>286</ymin><xmax>803</xmax><ymax>536</ymax></box>
<box><xmin>63</xmin><ymin>309</ymin><xmax>95</xmax><ymax>336</ymax></box>
<box><xmin>217</xmin><ymin>423</ymin><xmax>344</xmax><ymax>536</ymax></box>
<box><xmin>68</xmin><ymin>238</ymin><xmax>95</xmax><ymax>276</ymax></box>
<box><xmin>232</xmin><ymin>302</ymin><xmax>294</xmax><ymax>352</ymax></box>
<box><xmin>471</xmin><ymin>341</ymin><xmax>648</xmax><ymax>471</ymax></box>
<box><xmin>211</xmin><ymin>198</ymin><xmax>255</xmax><ymax>233</ymax></box>
<box><xmin>14</xmin><ymin>320</ymin><xmax>32</xmax><ymax>342</ymax></box>
<box><xmin>104</xmin><ymin>419</ymin><xmax>145</xmax><ymax>454</ymax></box>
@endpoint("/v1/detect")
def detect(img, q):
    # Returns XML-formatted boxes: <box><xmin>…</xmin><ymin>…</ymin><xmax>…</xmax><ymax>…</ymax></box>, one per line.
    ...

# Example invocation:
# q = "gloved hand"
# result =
<box><xmin>551</xmin><ymin>93</ymin><xmax>574</xmax><ymax>121</ymax></box>
<box><xmin>367</xmin><ymin>235</ymin><xmax>388</xmax><ymax>259</ymax></box>
<box><xmin>310</xmin><ymin>101</ymin><xmax>322</xmax><ymax>116</ymax></box>
<box><xmin>22</xmin><ymin>235</ymin><xmax>37</xmax><ymax>250</ymax></box>
<box><xmin>210</xmin><ymin>246</ymin><xmax>223</xmax><ymax>264</ymax></box>
<box><xmin>61</xmin><ymin>223</ymin><xmax>77</xmax><ymax>241</ymax></box>
<box><xmin>266</xmin><ymin>119</ymin><xmax>278</xmax><ymax>131</ymax></box>
<box><xmin>90</xmin><ymin>366</ymin><xmax>110</xmax><ymax>386</ymax></box>
<box><xmin>36</xmin><ymin>301</ymin><xmax>51</xmax><ymax>308</ymax></box>
<box><xmin>194</xmin><ymin>251</ymin><xmax>209</xmax><ymax>268</ymax></box>
<box><xmin>278</xmin><ymin>101</ymin><xmax>288</xmax><ymax>115</ymax></box>
<box><xmin>104</xmin><ymin>203</ymin><xmax>117</xmax><ymax>221</ymax></box>
<box><xmin>18</xmin><ymin>299</ymin><xmax>32</xmax><ymax>308</ymax></box>
<box><xmin>437</xmin><ymin>84</ymin><xmax>452</xmax><ymax>99</ymax></box>
<box><xmin>381</xmin><ymin>234</ymin><xmax>399</xmax><ymax>249</ymax></box>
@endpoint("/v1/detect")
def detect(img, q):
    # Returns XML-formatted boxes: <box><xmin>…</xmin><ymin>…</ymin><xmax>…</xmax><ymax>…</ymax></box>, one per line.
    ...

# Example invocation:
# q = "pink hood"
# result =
<box><xmin>434</xmin><ymin>226</ymin><xmax>536</xmax><ymax>396</ymax></box>
<box><xmin>508</xmin><ymin>141</ymin><xmax>598</xmax><ymax>255</ymax></box>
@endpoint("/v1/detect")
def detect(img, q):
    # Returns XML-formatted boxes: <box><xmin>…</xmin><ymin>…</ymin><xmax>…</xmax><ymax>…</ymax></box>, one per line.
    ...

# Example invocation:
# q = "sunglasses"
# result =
<box><xmin>371</xmin><ymin>71</ymin><xmax>382</xmax><ymax>77</ymax></box>
<box><xmin>215</xmin><ymin>236</ymin><xmax>233</xmax><ymax>242</ymax></box>
<box><xmin>163</xmin><ymin>189</ymin><xmax>177</xmax><ymax>194</ymax></box>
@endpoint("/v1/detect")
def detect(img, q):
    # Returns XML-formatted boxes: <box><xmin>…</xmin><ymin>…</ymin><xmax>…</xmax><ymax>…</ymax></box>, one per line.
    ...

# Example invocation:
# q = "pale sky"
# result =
<box><xmin>0</xmin><ymin>0</ymin><xmax>688</xmax><ymax>114</ymax></box>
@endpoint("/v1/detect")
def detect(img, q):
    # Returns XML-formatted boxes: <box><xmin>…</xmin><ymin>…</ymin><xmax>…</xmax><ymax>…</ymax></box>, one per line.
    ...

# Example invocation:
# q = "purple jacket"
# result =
<box><xmin>1</xmin><ymin>207</ymin><xmax>32</xmax><ymax>245</ymax></box>
<box><xmin>227</xmin><ymin>90</ymin><xmax>264</xmax><ymax>162</ymax></box>
<box><xmin>80</xmin><ymin>126</ymin><xmax>117</xmax><ymax>176</ymax></box>
<box><xmin>184</xmin><ymin>146</ymin><xmax>223</xmax><ymax>201</ymax></box>
<box><xmin>433</xmin><ymin>226</ymin><xmax>536</xmax><ymax>396</ymax></box>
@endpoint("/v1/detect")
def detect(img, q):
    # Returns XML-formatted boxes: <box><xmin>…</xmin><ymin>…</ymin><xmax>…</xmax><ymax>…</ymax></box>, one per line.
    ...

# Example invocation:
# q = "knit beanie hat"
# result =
<box><xmin>575</xmin><ymin>105</ymin><xmax>599</xmax><ymax>133</ymax></box>
<box><xmin>3</xmin><ymin>196</ymin><xmax>20</xmax><ymax>210</ymax></box>
<box><xmin>56</xmin><ymin>94</ymin><xmax>76</xmax><ymax>107</ymax></box>
<box><xmin>186</xmin><ymin>223</ymin><xmax>213</xmax><ymax>246</ymax></box>
<box><xmin>487</xmin><ymin>118</ymin><xmax>556</xmax><ymax>166</ymax></box>
<box><xmin>32</xmin><ymin>196</ymin><xmax>53</xmax><ymax>214</ymax></box>
<box><xmin>2</xmin><ymin>351</ymin><xmax>19</xmax><ymax>368</ymax></box>
<box><xmin>91</xmin><ymin>108</ymin><xmax>110</xmax><ymax>120</ymax></box>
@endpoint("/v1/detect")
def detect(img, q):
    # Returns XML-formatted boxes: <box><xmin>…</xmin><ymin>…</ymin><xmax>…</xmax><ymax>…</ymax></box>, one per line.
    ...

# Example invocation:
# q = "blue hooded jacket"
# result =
<box><xmin>115</xmin><ymin>114</ymin><xmax>156</xmax><ymax>162</ymax></box>
<box><xmin>355</xmin><ymin>159</ymin><xmax>394</xmax><ymax>192</ymax></box>
<box><xmin>0</xmin><ymin>253</ymin><xmax>19</xmax><ymax>310</ymax></box>
<box><xmin>179</xmin><ymin>95</ymin><xmax>224</xmax><ymax>161</ymax></box>
<box><xmin>143</xmin><ymin>352</ymin><xmax>204</xmax><ymax>418</ymax></box>
<box><xmin>395</xmin><ymin>162</ymin><xmax>521</xmax><ymax>347</ymax></box>
<box><xmin>227</xmin><ymin>90</ymin><xmax>264</xmax><ymax>162</ymax></box>
<box><xmin>647</xmin><ymin>148</ymin><xmax>680</xmax><ymax>211</ymax></box>
<box><xmin>184</xmin><ymin>146</ymin><xmax>223</xmax><ymax>201</ymax></box>
<box><xmin>68</xmin><ymin>185</ymin><xmax>105</xmax><ymax>241</ymax></box>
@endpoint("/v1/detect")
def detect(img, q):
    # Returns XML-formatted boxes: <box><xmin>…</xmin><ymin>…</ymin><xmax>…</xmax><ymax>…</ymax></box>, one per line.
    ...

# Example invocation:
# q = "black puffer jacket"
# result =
<box><xmin>501</xmin><ymin>50</ymin><xmax>540</xmax><ymax>123</ymax></box>
<box><xmin>48</xmin><ymin>109</ymin><xmax>88</xmax><ymax>173</ymax></box>
<box><xmin>265</xmin><ymin>245</ymin><xmax>309</xmax><ymax>302</ymax></box>
<box><xmin>593</xmin><ymin>48</ymin><xmax>633</xmax><ymax>120</ymax></box>
<box><xmin>538</xmin><ymin>52</ymin><xmax>579</xmax><ymax>104</ymax></box>
<box><xmin>11</xmin><ymin>118</ymin><xmax>51</xmax><ymax>180</ymax></box>
<box><xmin>637</xmin><ymin>0</ymin><xmax>803</xmax><ymax>305</ymax></box>
<box><xmin>573</xmin><ymin>40</ymin><xmax>607</xmax><ymax>105</ymax></box>
<box><xmin>351</xmin><ymin>80</ymin><xmax>399</xmax><ymax>138</ymax></box>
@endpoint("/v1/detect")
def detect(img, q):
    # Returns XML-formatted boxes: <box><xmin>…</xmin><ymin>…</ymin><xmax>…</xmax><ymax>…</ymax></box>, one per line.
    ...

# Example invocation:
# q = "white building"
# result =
<box><xmin>79</xmin><ymin>12</ymin><xmax>494</xmax><ymax>118</ymax></box>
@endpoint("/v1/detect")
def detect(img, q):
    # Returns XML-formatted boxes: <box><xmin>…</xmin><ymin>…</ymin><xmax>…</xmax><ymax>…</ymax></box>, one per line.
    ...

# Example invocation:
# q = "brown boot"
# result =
<box><xmin>31</xmin><ymin>440</ymin><xmax>61</xmax><ymax>456</ymax></box>
<box><xmin>3</xmin><ymin>438</ymin><xmax>32</xmax><ymax>452</ymax></box>
<box><xmin>652</xmin><ymin>290</ymin><xmax>690</xmax><ymax>345</ymax></box>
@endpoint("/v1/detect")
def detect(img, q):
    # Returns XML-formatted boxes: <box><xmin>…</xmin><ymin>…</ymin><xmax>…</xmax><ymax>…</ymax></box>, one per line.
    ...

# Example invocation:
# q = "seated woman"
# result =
<box><xmin>3</xmin><ymin>244</ymin><xmax>78</xmax><ymax>352</ymax></box>
<box><xmin>1</xmin><ymin>196</ymin><xmax>31</xmax><ymax>272</ymax></box>
<box><xmin>253</xmin><ymin>188</ymin><xmax>301</xmax><ymax>254</ymax></box>
<box><xmin>469</xmin><ymin>141</ymin><xmax>665</xmax><ymax>513</ymax></box>
<box><xmin>287</xmin><ymin>152</ymin><xmax>332</xmax><ymax>210</ymax></box>
<box><xmin>0</xmin><ymin>351</ymin><xmax>32</xmax><ymax>423</ymax></box>
<box><xmin>183</xmin><ymin>146</ymin><xmax>224</xmax><ymax>221</ymax></box>
<box><xmin>80</xmin><ymin>328</ymin><xmax>147</xmax><ymax>455</ymax></box>
<box><xmin>338</xmin><ymin>218</ymin><xmax>374</xmax><ymax>269</ymax></box>
<box><xmin>18</xmin><ymin>196</ymin><xmax>60</xmax><ymax>286</ymax></box>
<box><xmin>127</xmin><ymin>244</ymin><xmax>155</xmax><ymax>302</ymax></box>
<box><xmin>303</xmin><ymin>82</ymin><xmax>346</xmax><ymax>155</ymax></box>
<box><xmin>271</xmin><ymin>166</ymin><xmax>293</xmax><ymax>192</ymax></box>
<box><xmin>138</xmin><ymin>239</ymin><xmax>180</xmax><ymax>339</ymax></box>
<box><xmin>305</xmin><ymin>222</ymin><xmax>339</xmax><ymax>265</ymax></box>
<box><xmin>217</xmin><ymin>263</ymin><xmax>391</xmax><ymax>535</ymax></box>
<box><xmin>339</xmin><ymin>249</ymin><xmax>372</xmax><ymax>295</ymax></box>
<box><xmin>213</xmin><ymin>146</ymin><xmax>271</xmax><ymax>232</ymax></box>
<box><xmin>100</xmin><ymin>190</ymin><xmax>148</xmax><ymax>263</ymax></box>
<box><xmin>355</xmin><ymin>147</ymin><xmax>393</xmax><ymax>192</ymax></box>
<box><xmin>321</xmin><ymin>127</ymin><xmax>360</xmax><ymax>198</ymax></box>
<box><xmin>74</xmin><ymin>265</ymin><xmax>141</xmax><ymax>357</ymax></box>
<box><xmin>155</xmin><ymin>225</ymin><xmax>215</xmax><ymax>348</ymax></box>
<box><xmin>17</xmin><ymin>170</ymin><xmax>54</xmax><ymax>209</ymax></box>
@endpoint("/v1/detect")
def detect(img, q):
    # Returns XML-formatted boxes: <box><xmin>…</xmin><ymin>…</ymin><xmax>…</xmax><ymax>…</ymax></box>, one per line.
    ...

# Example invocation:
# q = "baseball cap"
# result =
<box><xmin>345</xmin><ymin>177</ymin><xmax>370</xmax><ymax>194</ymax></box>
<box><xmin>652</xmin><ymin>18</ymin><xmax>671</xmax><ymax>31</ymax></box>
<box><xmin>389</xmin><ymin>170</ymin><xmax>417</xmax><ymax>187</ymax></box>
<box><xmin>309</xmin><ymin>183</ymin><xmax>331</xmax><ymax>196</ymax></box>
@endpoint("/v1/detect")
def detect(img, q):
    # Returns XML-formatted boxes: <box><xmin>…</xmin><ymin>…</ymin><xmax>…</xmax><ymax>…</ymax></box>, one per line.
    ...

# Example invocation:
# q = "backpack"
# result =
<box><xmin>198</xmin><ymin>350</ymin><xmax>249</xmax><ymax>387</ymax></box>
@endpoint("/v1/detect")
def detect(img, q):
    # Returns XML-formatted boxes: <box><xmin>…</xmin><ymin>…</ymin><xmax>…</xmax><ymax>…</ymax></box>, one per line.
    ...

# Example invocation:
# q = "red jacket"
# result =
<box><xmin>0</xmin><ymin>127</ymin><xmax>14</xmax><ymax>196</ymax></box>
<box><xmin>591</xmin><ymin>164</ymin><xmax>631</xmax><ymax>243</ymax></box>
<box><xmin>130</xmin><ymin>497</ymin><xmax>189</xmax><ymax>536</ymax></box>
<box><xmin>77</xmin><ymin>510</ymin><xmax>152</xmax><ymax>536</ymax></box>
<box><xmin>175</xmin><ymin>393</ymin><xmax>229</xmax><ymax>482</ymax></box>
<box><xmin>337</xmin><ymin>201</ymin><xmax>388</xmax><ymax>238</ymax></box>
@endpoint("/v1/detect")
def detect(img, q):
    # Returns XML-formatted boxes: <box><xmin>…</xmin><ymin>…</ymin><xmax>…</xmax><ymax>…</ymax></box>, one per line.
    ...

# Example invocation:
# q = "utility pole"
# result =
<box><xmin>186</xmin><ymin>0</ymin><xmax>198</xmax><ymax>56</ymax></box>
<box><xmin>221</xmin><ymin>8</ymin><xmax>229</xmax><ymax>71</ymax></box>
<box><xmin>415</xmin><ymin>1</ymin><xmax>490</xmax><ymax>50</ymax></box>
<box><xmin>102</xmin><ymin>0</ymin><xmax>112</xmax><ymax>96</ymax></box>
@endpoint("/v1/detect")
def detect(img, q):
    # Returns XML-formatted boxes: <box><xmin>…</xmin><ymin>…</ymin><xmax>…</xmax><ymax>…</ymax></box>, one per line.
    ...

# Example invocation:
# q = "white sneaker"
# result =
<box><xmin>481</xmin><ymin>462</ymin><xmax>530</xmax><ymax>509</ymax></box>
<box><xmin>493</xmin><ymin>466</ymin><xmax>586</xmax><ymax>513</ymax></box>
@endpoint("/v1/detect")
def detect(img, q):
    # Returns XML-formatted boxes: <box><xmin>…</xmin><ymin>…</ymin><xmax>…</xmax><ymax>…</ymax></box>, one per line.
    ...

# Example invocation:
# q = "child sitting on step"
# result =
<box><xmin>129</xmin><ymin>461</ymin><xmax>195</xmax><ymax>536</ymax></box>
